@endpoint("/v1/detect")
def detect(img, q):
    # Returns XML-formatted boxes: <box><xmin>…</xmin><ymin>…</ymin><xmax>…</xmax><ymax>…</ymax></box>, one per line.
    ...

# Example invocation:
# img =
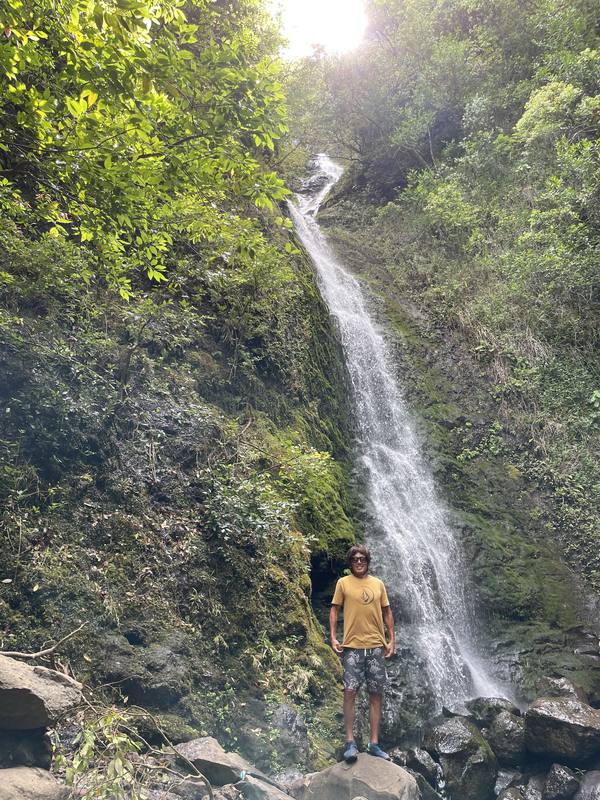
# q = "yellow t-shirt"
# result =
<box><xmin>332</xmin><ymin>574</ymin><xmax>390</xmax><ymax>648</ymax></box>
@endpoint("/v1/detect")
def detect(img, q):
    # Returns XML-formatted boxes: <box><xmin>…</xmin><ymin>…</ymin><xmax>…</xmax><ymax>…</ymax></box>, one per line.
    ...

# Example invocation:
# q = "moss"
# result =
<box><xmin>317</xmin><ymin>211</ymin><xmax>599</xmax><ymax>699</ymax></box>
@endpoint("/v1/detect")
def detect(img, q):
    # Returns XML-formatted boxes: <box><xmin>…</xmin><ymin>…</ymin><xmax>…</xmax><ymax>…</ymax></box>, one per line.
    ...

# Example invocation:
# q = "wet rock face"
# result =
<box><xmin>405</xmin><ymin>748</ymin><xmax>441</xmax><ymax>787</ymax></box>
<box><xmin>543</xmin><ymin>763</ymin><xmax>579</xmax><ymax>800</ymax></box>
<box><xmin>99</xmin><ymin>632</ymin><xmax>192</xmax><ymax>707</ymax></box>
<box><xmin>422</xmin><ymin>715</ymin><xmax>497</xmax><ymax>800</ymax></box>
<box><xmin>465</xmin><ymin>697</ymin><xmax>521</xmax><ymax>727</ymax></box>
<box><xmin>496</xmin><ymin>768</ymin><xmax>524</xmax><ymax>795</ymax></box>
<box><xmin>525</xmin><ymin>774</ymin><xmax>546</xmax><ymax>800</ymax></box>
<box><xmin>535</xmin><ymin>678</ymin><xmax>588</xmax><ymax>703</ymax></box>
<box><xmin>499</xmin><ymin>790</ymin><xmax>526</xmax><ymax>800</ymax></box>
<box><xmin>0</xmin><ymin>655</ymin><xmax>81</xmax><ymax>730</ymax></box>
<box><xmin>488</xmin><ymin>710</ymin><xmax>527</xmax><ymax>766</ymax></box>
<box><xmin>270</xmin><ymin>704</ymin><xmax>309</xmax><ymax>767</ymax></box>
<box><xmin>525</xmin><ymin>697</ymin><xmax>600</xmax><ymax>765</ymax></box>
<box><xmin>573</xmin><ymin>772</ymin><xmax>600</xmax><ymax>800</ymax></box>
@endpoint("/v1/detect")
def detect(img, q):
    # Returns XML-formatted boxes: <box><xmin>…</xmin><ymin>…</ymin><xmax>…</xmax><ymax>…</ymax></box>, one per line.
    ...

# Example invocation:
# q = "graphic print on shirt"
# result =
<box><xmin>361</xmin><ymin>588</ymin><xmax>374</xmax><ymax>604</ymax></box>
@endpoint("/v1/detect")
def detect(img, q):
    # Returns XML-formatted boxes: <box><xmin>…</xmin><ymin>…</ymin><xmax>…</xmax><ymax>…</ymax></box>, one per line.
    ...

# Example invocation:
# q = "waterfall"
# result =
<box><xmin>289</xmin><ymin>154</ymin><xmax>505</xmax><ymax>710</ymax></box>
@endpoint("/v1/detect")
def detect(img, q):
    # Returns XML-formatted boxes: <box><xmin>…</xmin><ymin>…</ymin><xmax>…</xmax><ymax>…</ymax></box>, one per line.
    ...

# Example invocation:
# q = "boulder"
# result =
<box><xmin>574</xmin><ymin>772</ymin><xmax>600</xmax><ymax>800</ymax></box>
<box><xmin>238</xmin><ymin>774</ymin><xmax>294</xmax><ymax>800</ymax></box>
<box><xmin>270</xmin><ymin>704</ymin><xmax>309</xmax><ymax>766</ymax></box>
<box><xmin>99</xmin><ymin>633</ymin><xmax>192</xmax><ymax>706</ymax></box>
<box><xmin>543</xmin><ymin>764</ymin><xmax>579</xmax><ymax>800</ymax></box>
<box><xmin>175</xmin><ymin>737</ymin><xmax>251</xmax><ymax>786</ymax></box>
<box><xmin>498</xmin><ymin>791</ymin><xmax>525</xmax><ymax>800</ymax></box>
<box><xmin>466</xmin><ymin>697</ymin><xmax>521</xmax><ymax>727</ymax></box>
<box><xmin>213</xmin><ymin>788</ymin><xmax>243</xmax><ymax>800</ymax></box>
<box><xmin>488</xmin><ymin>711</ymin><xmax>527</xmax><ymax>766</ymax></box>
<box><xmin>525</xmin><ymin>698</ymin><xmax>600</xmax><ymax>765</ymax></box>
<box><xmin>0</xmin><ymin>655</ymin><xmax>81</xmax><ymax>730</ymax></box>
<box><xmin>0</xmin><ymin>767</ymin><xmax>68</xmax><ymax>800</ymax></box>
<box><xmin>524</xmin><ymin>774</ymin><xmax>546</xmax><ymax>800</ymax></box>
<box><xmin>167</xmin><ymin>775</ymin><xmax>212</xmax><ymax>800</ymax></box>
<box><xmin>405</xmin><ymin>748</ymin><xmax>440</xmax><ymax>787</ymax></box>
<box><xmin>408</xmin><ymin>771</ymin><xmax>444</xmax><ymax>800</ymax></box>
<box><xmin>496</xmin><ymin>768</ymin><xmax>525</xmax><ymax>795</ymax></box>
<box><xmin>289</xmin><ymin>753</ymin><xmax>419</xmax><ymax>800</ymax></box>
<box><xmin>146</xmin><ymin>775</ymin><xmax>211</xmax><ymax>800</ymax></box>
<box><xmin>422</xmin><ymin>715</ymin><xmax>497</xmax><ymax>800</ymax></box>
<box><xmin>0</xmin><ymin>729</ymin><xmax>52</xmax><ymax>769</ymax></box>
<box><xmin>535</xmin><ymin>679</ymin><xmax>587</xmax><ymax>703</ymax></box>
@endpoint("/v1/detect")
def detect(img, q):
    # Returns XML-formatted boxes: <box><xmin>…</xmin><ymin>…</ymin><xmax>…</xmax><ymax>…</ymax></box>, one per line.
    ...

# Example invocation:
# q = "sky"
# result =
<box><xmin>274</xmin><ymin>0</ymin><xmax>368</xmax><ymax>59</ymax></box>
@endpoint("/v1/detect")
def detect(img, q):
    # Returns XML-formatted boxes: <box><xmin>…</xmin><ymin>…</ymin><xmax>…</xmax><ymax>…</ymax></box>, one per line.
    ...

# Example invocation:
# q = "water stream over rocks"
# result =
<box><xmin>289</xmin><ymin>154</ymin><xmax>508</xmax><ymax>733</ymax></box>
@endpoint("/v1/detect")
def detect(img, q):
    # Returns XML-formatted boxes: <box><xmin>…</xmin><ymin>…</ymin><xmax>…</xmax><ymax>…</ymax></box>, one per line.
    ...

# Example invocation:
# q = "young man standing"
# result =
<box><xmin>329</xmin><ymin>544</ymin><xmax>396</xmax><ymax>762</ymax></box>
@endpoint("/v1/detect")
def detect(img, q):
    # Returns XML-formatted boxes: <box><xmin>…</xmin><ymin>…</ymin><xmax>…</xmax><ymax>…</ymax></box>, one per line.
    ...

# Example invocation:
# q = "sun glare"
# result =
<box><xmin>275</xmin><ymin>0</ymin><xmax>367</xmax><ymax>59</ymax></box>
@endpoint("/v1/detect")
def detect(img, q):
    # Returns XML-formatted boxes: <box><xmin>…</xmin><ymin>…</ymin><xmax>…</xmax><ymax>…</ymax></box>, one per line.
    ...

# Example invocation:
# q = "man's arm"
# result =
<box><xmin>382</xmin><ymin>605</ymin><xmax>396</xmax><ymax>658</ymax></box>
<box><xmin>329</xmin><ymin>605</ymin><xmax>344</xmax><ymax>654</ymax></box>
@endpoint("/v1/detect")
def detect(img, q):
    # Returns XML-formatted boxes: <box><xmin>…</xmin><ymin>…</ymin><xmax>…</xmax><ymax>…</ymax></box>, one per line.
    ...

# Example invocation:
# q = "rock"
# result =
<box><xmin>488</xmin><ymin>711</ymin><xmax>527</xmax><ymax>766</ymax></box>
<box><xmin>525</xmin><ymin>775</ymin><xmax>546</xmax><ymax>800</ymax></box>
<box><xmin>238</xmin><ymin>774</ymin><xmax>293</xmax><ymax>800</ymax></box>
<box><xmin>466</xmin><ymin>697</ymin><xmax>521</xmax><ymax>727</ymax></box>
<box><xmin>289</xmin><ymin>753</ymin><xmax>419</xmax><ymax>800</ymax></box>
<box><xmin>0</xmin><ymin>729</ymin><xmax>52</xmax><ymax>769</ymax></box>
<box><xmin>423</xmin><ymin>715</ymin><xmax>497</xmax><ymax>800</ymax></box>
<box><xmin>0</xmin><ymin>655</ymin><xmax>82</xmax><ymax>730</ymax></box>
<box><xmin>146</xmin><ymin>775</ymin><xmax>211</xmax><ymax>800</ymax></box>
<box><xmin>270</xmin><ymin>704</ymin><xmax>309</xmax><ymax>766</ymax></box>
<box><xmin>535</xmin><ymin>678</ymin><xmax>587</xmax><ymax>703</ymax></box>
<box><xmin>574</xmin><ymin>772</ymin><xmax>600</xmax><ymax>800</ymax></box>
<box><xmin>175</xmin><ymin>737</ymin><xmax>251</xmax><ymax>786</ymax></box>
<box><xmin>525</xmin><ymin>697</ymin><xmax>600</xmax><ymax>765</ymax></box>
<box><xmin>498</xmin><ymin>790</ymin><xmax>525</xmax><ymax>800</ymax></box>
<box><xmin>405</xmin><ymin>748</ymin><xmax>441</xmax><ymax>787</ymax></box>
<box><xmin>408</xmin><ymin>771</ymin><xmax>444</xmax><ymax>800</ymax></box>
<box><xmin>0</xmin><ymin>767</ymin><xmax>68</xmax><ymax>800</ymax></box>
<box><xmin>213</xmin><ymin>787</ymin><xmax>244</xmax><ymax>800</ymax></box>
<box><xmin>168</xmin><ymin>775</ymin><xmax>212</xmax><ymax>799</ymax></box>
<box><xmin>496</xmin><ymin>768</ymin><xmax>525</xmax><ymax>795</ymax></box>
<box><xmin>389</xmin><ymin>748</ymin><xmax>408</xmax><ymax>766</ymax></box>
<box><xmin>274</xmin><ymin>768</ymin><xmax>303</xmax><ymax>790</ymax></box>
<box><xmin>99</xmin><ymin>633</ymin><xmax>192</xmax><ymax>706</ymax></box>
<box><xmin>543</xmin><ymin>764</ymin><xmax>579</xmax><ymax>800</ymax></box>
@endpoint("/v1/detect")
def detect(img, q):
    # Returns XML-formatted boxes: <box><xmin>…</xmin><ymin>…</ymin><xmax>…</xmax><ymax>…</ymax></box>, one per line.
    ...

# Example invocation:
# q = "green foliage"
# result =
<box><xmin>300</xmin><ymin>0</ymin><xmax>600</xmax><ymax>598</ymax></box>
<box><xmin>0</xmin><ymin>0</ymin><xmax>288</xmax><ymax>295</ymax></box>
<box><xmin>55</xmin><ymin>708</ymin><xmax>143</xmax><ymax>800</ymax></box>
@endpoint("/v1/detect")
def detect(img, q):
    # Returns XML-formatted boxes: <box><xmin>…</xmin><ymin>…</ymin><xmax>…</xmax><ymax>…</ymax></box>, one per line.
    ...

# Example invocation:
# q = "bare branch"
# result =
<box><xmin>0</xmin><ymin>623</ymin><xmax>88</xmax><ymax>660</ymax></box>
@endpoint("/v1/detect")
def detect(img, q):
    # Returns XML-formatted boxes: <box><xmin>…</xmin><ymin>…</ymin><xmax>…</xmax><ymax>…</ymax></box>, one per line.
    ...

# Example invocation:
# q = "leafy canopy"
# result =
<box><xmin>0</xmin><ymin>0</ymin><xmax>289</xmax><ymax>296</ymax></box>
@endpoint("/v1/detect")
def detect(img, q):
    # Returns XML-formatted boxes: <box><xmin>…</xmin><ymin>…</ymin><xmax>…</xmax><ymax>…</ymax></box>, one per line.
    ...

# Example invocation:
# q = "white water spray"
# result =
<box><xmin>290</xmin><ymin>154</ymin><xmax>505</xmax><ymax>707</ymax></box>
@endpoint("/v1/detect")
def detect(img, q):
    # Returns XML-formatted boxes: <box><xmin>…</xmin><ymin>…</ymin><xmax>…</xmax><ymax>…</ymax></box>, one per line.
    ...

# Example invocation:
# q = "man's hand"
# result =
<box><xmin>384</xmin><ymin>641</ymin><xmax>396</xmax><ymax>659</ymax></box>
<box><xmin>331</xmin><ymin>638</ymin><xmax>344</xmax><ymax>654</ymax></box>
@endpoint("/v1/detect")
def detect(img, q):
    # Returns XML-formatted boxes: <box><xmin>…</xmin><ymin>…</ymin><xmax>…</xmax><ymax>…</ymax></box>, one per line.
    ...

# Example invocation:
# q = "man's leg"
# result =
<box><xmin>343</xmin><ymin>688</ymin><xmax>357</xmax><ymax>742</ymax></box>
<box><xmin>341</xmin><ymin>649</ymin><xmax>363</xmax><ymax>761</ymax></box>
<box><xmin>365</xmin><ymin>647</ymin><xmax>390</xmax><ymax>759</ymax></box>
<box><xmin>368</xmin><ymin>691</ymin><xmax>382</xmax><ymax>743</ymax></box>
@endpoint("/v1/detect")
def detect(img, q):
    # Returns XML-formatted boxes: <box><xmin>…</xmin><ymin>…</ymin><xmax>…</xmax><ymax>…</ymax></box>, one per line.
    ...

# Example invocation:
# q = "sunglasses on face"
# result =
<box><xmin>351</xmin><ymin>556</ymin><xmax>367</xmax><ymax>563</ymax></box>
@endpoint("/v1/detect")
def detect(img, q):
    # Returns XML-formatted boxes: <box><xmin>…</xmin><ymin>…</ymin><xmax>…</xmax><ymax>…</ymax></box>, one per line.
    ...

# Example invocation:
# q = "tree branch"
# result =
<box><xmin>0</xmin><ymin>622</ymin><xmax>88</xmax><ymax>660</ymax></box>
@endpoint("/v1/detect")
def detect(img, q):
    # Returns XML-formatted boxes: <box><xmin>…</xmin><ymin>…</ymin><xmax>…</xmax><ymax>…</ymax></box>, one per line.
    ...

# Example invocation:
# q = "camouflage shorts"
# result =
<box><xmin>342</xmin><ymin>647</ymin><xmax>387</xmax><ymax>693</ymax></box>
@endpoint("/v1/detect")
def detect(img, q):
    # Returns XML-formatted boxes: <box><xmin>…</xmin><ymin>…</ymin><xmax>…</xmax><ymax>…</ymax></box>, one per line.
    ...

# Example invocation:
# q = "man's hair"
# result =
<box><xmin>346</xmin><ymin>544</ymin><xmax>371</xmax><ymax>566</ymax></box>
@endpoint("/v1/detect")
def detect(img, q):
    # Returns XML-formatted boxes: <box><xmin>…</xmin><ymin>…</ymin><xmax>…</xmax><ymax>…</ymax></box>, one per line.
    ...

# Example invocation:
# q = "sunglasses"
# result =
<box><xmin>351</xmin><ymin>556</ymin><xmax>367</xmax><ymax>563</ymax></box>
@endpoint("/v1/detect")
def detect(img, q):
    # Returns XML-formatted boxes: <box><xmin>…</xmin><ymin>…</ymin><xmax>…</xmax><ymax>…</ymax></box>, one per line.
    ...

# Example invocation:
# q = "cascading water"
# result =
<box><xmin>289</xmin><ymin>154</ymin><xmax>506</xmax><ymax>715</ymax></box>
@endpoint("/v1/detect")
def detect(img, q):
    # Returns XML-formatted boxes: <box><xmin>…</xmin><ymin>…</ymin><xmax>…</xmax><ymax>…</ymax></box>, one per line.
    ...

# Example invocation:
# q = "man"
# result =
<box><xmin>330</xmin><ymin>544</ymin><xmax>395</xmax><ymax>762</ymax></box>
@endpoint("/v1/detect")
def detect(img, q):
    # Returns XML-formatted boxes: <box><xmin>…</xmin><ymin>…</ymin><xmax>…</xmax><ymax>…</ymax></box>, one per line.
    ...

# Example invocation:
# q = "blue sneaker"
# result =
<box><xmin>367</xmin><ymin>743</ymin><xmax>390</xmax><ymax>760</ymax></box>
<box><xmin>343</xmin><ymin>740</ymin><xmax>359</xmax><ymax>762</ymax></box>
